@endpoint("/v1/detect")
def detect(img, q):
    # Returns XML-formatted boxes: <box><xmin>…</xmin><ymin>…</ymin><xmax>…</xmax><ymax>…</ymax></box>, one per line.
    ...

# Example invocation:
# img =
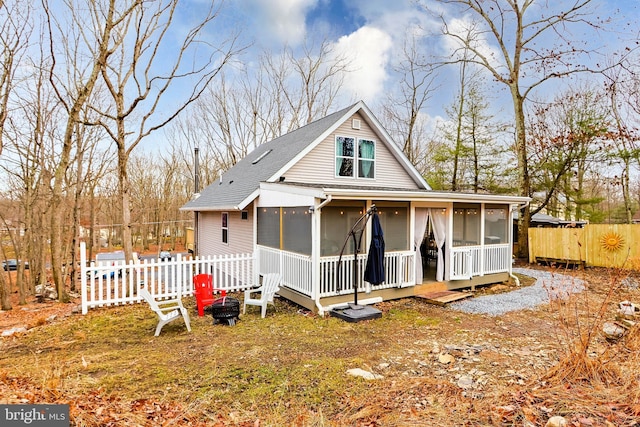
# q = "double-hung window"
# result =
<box><xmin>221</xmin><ymin>212</ymin><xmax>229</xmax><ymax>244</ymax></box>
<box><xmin>335</xmin><ymin>136</ymin><xmax>375</xmax><ymax>179</ymax></box>
<box><xmin>336</xmin><ymin>136</ymin><xmax>355</xmax><ymax>177</ymax></box>
<box><xmin>358</xmin><ymin>139</ymin><xmax>375</xmax><ymax>178</ymax></box>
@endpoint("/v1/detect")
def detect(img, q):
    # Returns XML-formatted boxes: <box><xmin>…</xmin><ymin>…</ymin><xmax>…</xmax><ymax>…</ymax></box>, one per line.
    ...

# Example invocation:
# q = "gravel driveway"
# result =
<box><xmin>449</xmin><ymin>268</ymin><xmax>586</xmax><ymax>316</ymax></box>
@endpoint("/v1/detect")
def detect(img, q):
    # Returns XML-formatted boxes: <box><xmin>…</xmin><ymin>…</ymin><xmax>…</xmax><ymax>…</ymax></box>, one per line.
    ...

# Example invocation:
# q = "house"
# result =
<box><xmin>511</xmin><ymin>211</ymin><xmax>588</xmax><ymax>254</ymax></box>
<box><xmin>181</xmin><ymin>101</ymin><xmax>530</xmax><ymax>315</ymax></box>
<box><xmin>513</xmin><ymin>211</ymin><xmax>587</xmax><ymax>228</ymax></box>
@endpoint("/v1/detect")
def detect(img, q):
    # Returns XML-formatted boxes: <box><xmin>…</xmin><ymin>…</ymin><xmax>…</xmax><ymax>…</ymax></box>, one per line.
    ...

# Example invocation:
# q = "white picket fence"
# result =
<box><xmin>80</xmin><ymin>242</ymin><xmax>255</xmax><ymax>314</ymax></box>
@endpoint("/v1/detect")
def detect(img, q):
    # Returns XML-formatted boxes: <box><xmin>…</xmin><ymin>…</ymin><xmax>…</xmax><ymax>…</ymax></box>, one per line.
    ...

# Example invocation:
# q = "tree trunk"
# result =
<box><xmin>118</xmin><ymin>145</ymin><xmax>134</xmax><ymax>262</ymax></box>
<box><xmin>511</xmin><ymin>86</ymin><xmax>531</xmax><ymax>259</ymax></box>
<box><xmin>623</xmin><ymin>158</ymin><xmax>633</xmax><ymax>224</ymax></box>
<box><xmin>0</xmin><ymin>272</ymin><xmax>10</xmax><ymax>310</ymax></box>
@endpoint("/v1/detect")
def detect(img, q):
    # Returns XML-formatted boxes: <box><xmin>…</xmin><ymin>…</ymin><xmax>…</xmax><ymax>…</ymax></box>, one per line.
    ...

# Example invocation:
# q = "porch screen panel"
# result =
<box><xmin>484</xmin><ymin>205</ymin><xmax>508</xmax><ymax>244</ymax></box>
<box><xmin>453</xmin><ymin>204</ymin><xmax>480</xmax><ymax>246</ymax></box>
<box><xmin>376</xmin><ymin>205</ymin><xmax>408</xmax><ymax>251</ymax></box>
<box><xmin>257</xmin><ymin>207</ymin><xmax>281</xmax><ymax>249</ymax></box>
<box><xmin>321</xmin><ymin>205</ymin><xmax>366</xmax><ymax>256</ymax></box>
<box><xmin>282</xmin><ymin>207</ymin><xmax>312</xmax><ymax>255</ymax></box>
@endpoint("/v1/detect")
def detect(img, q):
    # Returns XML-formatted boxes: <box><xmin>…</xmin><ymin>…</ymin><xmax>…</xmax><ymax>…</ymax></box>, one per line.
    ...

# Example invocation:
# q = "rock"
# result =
<box><xmin>618</xmin><ymin>301</ymin><xmax>636</xmax><ymax>319</ymax></box>
<box><xmin>603</xmin><ymin>322</ymin><xmax>626</xmax><ymax>340</ymax></box>
<box><xmin>346</xmin><ymin>368</ymin><xmax>383</xmax><ymax>380</ymax></box>
<box><xmin>2</xmin><ymin>326</ymin><xmax>28</xmax><ymax>337</ymax></box>
<box><xmin>457</xmin><ymin>375</ymin><xmax>473</xmax><ymax>389</ymax></box>
<box><xmin>545</xmin><ymin>415</ymin><xmax>568</xmax><ymax>427</ymax></box>
<box><xmin>35</xmin><ymin>284</ymin><xmax>58</xmax><ymax>300</ymax></box>
<box><xmin>438</xmin><ymin>353</ymin><xmax>455</xmax><ymax>364</ymax></box>
<box><xmin>621</xmin><ymin>278</ymin><xmax>639</xmax><ymax>290</ymax></box>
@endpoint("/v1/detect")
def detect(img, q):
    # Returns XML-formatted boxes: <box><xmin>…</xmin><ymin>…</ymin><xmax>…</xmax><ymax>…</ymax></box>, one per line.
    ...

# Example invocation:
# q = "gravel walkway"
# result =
<box><xmin>449</xmin><ymin>268</ymin><xmax>586</xmax><ymax>316</ymax></box>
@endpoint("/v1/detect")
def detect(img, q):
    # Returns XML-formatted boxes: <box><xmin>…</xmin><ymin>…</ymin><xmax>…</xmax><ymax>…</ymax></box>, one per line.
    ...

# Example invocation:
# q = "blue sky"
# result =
<box><xmin>144</xmin><ymin>0</ymin><xmax>640</xmax><ymax>156</ymax></box>
<box><xmin>216</xmin><ymin>0</ymin><xmax>639</xmax><ymax>115</ymax></box>
<box><xmin>222</xmin><ymin>0</ymin><xmax>431</xmax><ymax>103</ymax></box>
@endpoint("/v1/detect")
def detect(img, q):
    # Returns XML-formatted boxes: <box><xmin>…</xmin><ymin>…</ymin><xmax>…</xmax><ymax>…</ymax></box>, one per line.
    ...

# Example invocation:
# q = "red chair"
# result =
<box><xmin>193</xmin><ymin>274</ymin><xmax>226</xmax><ymax>316</ymax></box>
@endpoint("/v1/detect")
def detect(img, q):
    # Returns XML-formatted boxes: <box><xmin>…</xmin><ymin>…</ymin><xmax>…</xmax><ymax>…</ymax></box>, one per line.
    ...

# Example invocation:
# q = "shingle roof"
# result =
<box><xmin>513</xmin><ymin>211</ymin><xmax>587</xmax><ymax>226</ymax></box>
<box><xmin>182</xmin><ymin>103</ymin><xmax>358</xmax><ymax>211</ymax></box>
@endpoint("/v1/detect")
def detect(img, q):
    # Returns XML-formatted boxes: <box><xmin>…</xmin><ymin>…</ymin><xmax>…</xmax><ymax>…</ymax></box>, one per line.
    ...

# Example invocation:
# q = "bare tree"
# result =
<box><xmin>0</xmin><ymin>0</ymin><xmax>34</xmax><ymax>308</ymax></box>
<box><xmin>380</xmin><ymin>32</ymin><xmax>438</xmax><ymax>172</ymax></box>
<box><xmin>283</xmin><ymin>39</ymin><xmax>350</xmax><ymax>128</ymax></box>
<box><xmin>260</xmin><ymin>38</ymin><xmax>351</xmax><ymax>137</ymax></box>
<box><xmin>428</xmin><ymin>0</ymin><xmax>623</xmax><ymax>257</ymax></box>
<box><xmin>169</xmin><ymin>36</ymin><xmax>350</xmax><ymax>194</ymax></box>
<box><xmin>44</xmin><ymin>0</ymin><xmax>137</xmax><ymax>301</ymax></box>
<box><xmin>604</xmin><ymin>64</ymin><xmax>640</xmax><ymax>223</ymax></box>
<box><xmin>0</xmin><ymin>0</ymin><xmax>33</xmax><ymax>157</ymax></box>
<box><xmin>88</xmin><ymin>0</ymin><xmax>240</xmax><ymax>262</ymax></box>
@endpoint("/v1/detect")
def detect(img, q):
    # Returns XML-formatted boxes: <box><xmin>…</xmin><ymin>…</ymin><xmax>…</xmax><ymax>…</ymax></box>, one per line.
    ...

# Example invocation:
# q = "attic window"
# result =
<box><xmin>252</xmin><ymin>149</ymin><xmax>272</xmax><ymax>164</ymax></box>
<box><xmin>335</xmin><ymin>136</ymin><xmax>376</xmax><ymax>179</ymax></box>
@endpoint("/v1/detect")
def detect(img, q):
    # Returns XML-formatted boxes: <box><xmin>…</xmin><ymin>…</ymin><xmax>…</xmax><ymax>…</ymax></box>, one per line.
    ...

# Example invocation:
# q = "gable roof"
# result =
<box><xmin>181</xmin><ymin>100</ymin><xmax>430</xmax><ymax>211</ymax></box>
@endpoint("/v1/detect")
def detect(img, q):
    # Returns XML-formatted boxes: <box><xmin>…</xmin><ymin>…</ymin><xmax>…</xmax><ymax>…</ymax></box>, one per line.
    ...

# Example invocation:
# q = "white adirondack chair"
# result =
<box><xmin>243</xmin><ymin>273</ymin><xmax>281</xmax><ymax>318</ymax></box>
<box><xmin>138</xmin><ymin>288</ymin><xmax>191</xmax><ymax>336</ymax></box>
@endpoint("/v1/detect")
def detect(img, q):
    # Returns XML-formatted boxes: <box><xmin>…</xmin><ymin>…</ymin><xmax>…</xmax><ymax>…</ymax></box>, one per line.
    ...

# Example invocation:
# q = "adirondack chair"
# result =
<box><xmin>138</xmin><ymin>288</ymin><xmax>191</xmax><ymax>336</ymax></box>
<box><xmin>243</xmin><ymin>273</ymin><xmax>281</xmax><ymax>318</ymax></box>
<box><xmin>193</xmin><ymin>273</ymin><xmax>224</xmax><ymax>317</ymax></box>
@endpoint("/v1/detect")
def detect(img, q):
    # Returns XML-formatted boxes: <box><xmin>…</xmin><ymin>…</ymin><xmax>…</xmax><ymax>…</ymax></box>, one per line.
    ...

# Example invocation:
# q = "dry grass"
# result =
<box><xmin>1</xmin><ymin>265</ymin><xmax>639</xmax><ymax>426</ymax></box>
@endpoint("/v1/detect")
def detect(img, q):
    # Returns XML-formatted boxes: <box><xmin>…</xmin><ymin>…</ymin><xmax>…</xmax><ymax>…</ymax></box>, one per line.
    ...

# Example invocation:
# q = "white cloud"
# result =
<box><xmin>242</xmin><ymin>0</ymin><xmax>318</xmax><ymax>46</ymax></box>
<box><xmin>443</xmin><ymin>17</ymin><xmax>503</xmax><ymax>70</ymax></box>
<box><xmin>333</xmin><ymin>26</ymin><xmax>393</xmax><ymax>103</ymax></box>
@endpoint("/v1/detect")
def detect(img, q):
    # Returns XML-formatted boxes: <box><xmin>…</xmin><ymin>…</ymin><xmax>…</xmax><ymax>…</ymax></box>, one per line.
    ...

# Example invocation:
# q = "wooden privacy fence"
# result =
<box><xmin>528</xmin><ymin>224</ymin><xmax>640</xmax><ymax>269</ymax></box>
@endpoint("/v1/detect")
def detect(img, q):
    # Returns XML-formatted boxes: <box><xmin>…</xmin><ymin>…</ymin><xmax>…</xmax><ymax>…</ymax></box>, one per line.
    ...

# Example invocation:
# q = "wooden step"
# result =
<box><xmin>416</xmin><ymin>290</ymin><xmax>472</xmax><ymax>306</ymax></box>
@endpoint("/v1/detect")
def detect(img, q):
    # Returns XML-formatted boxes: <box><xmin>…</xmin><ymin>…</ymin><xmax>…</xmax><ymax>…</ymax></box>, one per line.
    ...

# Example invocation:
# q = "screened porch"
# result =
<box><xmin>255</xmin><ymin>200</ymin><xmax>515</xmax><ymax>305</ymax></box>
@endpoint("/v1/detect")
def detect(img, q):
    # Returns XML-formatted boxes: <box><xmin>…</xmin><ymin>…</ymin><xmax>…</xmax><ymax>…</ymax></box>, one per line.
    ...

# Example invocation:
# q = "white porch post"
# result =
<box><xmin>311</xmin><ymin>201</ymin><xmax>320</xmax><ymax>301</ymax></box>
<box><xmin>480</xmin><ymin>203</ymin><xmax>486</xmax><ymax>276</ymax></box>
<box><xmin>446</xmin><ymin>207</ymin><xmax>453</xmax><ymax>281</ymax></box>
<box><xmin>253</xmin><ymin>202</ymin><xmax>260</xmax><ymax>284</ymax></box>
<box><xmin>508</xmin><ymin>203</ymin><xmax>521</xmax><ymax>286</ymax></box>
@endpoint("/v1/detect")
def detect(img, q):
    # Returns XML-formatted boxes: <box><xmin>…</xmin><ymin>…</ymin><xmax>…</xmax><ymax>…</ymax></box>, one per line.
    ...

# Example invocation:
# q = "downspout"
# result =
<box><xmin>313</xmin><ymin>195</ymin><xmax>332</xmax><ymax>315</ymax></box>
<box><xmin>316</xmin><ymin>196</ymin><xmax>333</xmax><ymax>211</ymax></box>
<box><xmin>509</xmin><ymin>201</ymin><xmax>529</xmax><ymax>287</ymax></box>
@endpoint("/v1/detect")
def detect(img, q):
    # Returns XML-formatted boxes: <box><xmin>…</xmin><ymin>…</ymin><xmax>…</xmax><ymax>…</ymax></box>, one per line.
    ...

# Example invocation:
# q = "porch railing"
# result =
<box><xmin>318</xmin><ymin>250</ymin><xmax>414</xmax><ymax>297</ymax></box>
<box><xmin>450</xmin><ymin>243</ymin><xmax>511</xmax><ymax>280</ymax></box>
<box><xmin>257</xmin><ymin>245</ymin><xmax>415</xmax><ymax>298</ymax></box>
<box><xmin>80</xmin><ymin>242</ymin><xmax>254</xmax><ymax>314</ymax></box>
<box><xmin>257</xmin><ymin>246</ymin><xmax>313</xmax><ymax>296</ymax></box>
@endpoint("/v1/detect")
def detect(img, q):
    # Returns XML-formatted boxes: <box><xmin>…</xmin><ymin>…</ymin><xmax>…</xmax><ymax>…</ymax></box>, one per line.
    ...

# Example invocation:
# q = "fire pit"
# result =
<box><xmin>210</xmin><ymin>296</ymin><xmax>240</xmax><ymax>326</ymax></box>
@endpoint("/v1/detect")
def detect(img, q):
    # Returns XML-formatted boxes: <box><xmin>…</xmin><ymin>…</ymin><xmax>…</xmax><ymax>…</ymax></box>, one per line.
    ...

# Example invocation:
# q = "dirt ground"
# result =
<box><xmin>1</xmin><ymin>262</ymin><xmax>639</xmax><ymax>426</ymax></box>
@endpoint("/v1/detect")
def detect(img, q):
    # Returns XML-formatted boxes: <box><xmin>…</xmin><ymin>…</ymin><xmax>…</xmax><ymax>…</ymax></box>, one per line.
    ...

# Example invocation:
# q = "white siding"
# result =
<box><xmin>285</xmin><ymin>112</ymin><xmax>420</xmax><ymax>189</ymax></box>
<box><xmin>197</xmin><ymin>205</ymin><xmax>254</xmax><ymax>256</ymax></box>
